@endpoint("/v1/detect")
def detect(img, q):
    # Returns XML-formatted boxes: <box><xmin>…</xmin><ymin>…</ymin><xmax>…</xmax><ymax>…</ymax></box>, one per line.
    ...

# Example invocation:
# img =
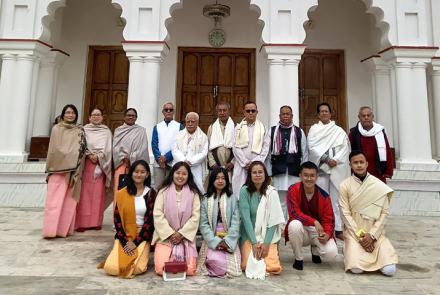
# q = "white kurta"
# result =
<box><xmin>172</xmin><ymin>128</ymin><xmax>209</xmax><ymax>194</ymax></box>
<box><xmin>232</xmin><ymin>123</ymin><xmax>270</xmax><ymax>197</ymax></box>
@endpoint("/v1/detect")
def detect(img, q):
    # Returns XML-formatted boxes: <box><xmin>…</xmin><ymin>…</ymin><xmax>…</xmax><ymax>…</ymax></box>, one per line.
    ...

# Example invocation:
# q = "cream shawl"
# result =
<box><xmin>46</xmin><ymin>122</ymin><xmax>87</xmax><ymax>202</ymax></box>
<box><xmin>84</xmin><ymin>123</ymin><xmax>113</xmax><ymax>188</ymax></box>
<box><xmin>113</xmin><ymin>123</ymin><xmax>149</xmax><ymax>168</ymax></box>
<box><xmin>254</xmin><ymin>186</ymin><xmax>285</xmax><ymax>244</ymax></box>
<box><xmin>209</xmin><ymin>118</ymin><xmax>235</xmax><ymax>150</ymax></box>
<box><xmin>349</xmin><ymin>174</ymin><xmax>393</xmax><ymax>220</ymax></box>
<box><xmin>175</xmin><ymin>127</ymin><xmax>208</xmax><ymax>157</ymax></box>
<box><xmin>234</xmin><ymin>119</ymin><xmax>266</xmax><ymax>154</ymax></box>
<box><xmin>308</xmin><ymin>120</ymin><xmax>351</xmax><ymax>188</ymax></box>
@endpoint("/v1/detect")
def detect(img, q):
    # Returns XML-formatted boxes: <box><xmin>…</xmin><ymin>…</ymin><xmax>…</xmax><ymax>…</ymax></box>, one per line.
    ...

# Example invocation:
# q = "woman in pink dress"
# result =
<box><xmin>42</xmin><ymin>104</ymin><xmax>86</xmax><ymax>238</ymax></box>
<box><xmin>75</xmin><ymin>108</ymin><xmax>112</xmax><ymax>232</ymax></box>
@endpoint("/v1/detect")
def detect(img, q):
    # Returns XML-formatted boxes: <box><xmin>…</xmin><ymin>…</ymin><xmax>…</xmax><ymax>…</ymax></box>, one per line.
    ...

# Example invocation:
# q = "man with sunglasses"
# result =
<box><xmin>151</xmin><ymin>102</ymin><xmax>184</xmax><ymax>189</ymax></box>
<box><xmin>232</xmin><ymin>101</ymin><xmax>271</xmax><ymax>196</ymax></box>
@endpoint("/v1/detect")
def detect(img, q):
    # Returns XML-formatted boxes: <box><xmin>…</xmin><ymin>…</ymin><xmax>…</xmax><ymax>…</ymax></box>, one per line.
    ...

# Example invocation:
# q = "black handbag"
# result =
<box><xmin>117</xmin><ymin>167</ymin><xmax>130</xmax><ymax>190</ymax></box>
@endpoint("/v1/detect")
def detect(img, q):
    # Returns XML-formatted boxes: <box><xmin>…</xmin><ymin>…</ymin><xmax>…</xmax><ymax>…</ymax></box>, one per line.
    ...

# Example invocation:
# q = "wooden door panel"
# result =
<box><xmin>84</xmin><ymin>46</ymin><xmax>129</xmax><ymax>133</ymax></box>
<box><xmin>177</xmin><ymin>48</ymin><xmax>256</xmax><ymax>133</ymax></box>
<box><xmin>299</xmin><ymin>49</ymin><xmax>346</xmax><ymax>134</ymax></box>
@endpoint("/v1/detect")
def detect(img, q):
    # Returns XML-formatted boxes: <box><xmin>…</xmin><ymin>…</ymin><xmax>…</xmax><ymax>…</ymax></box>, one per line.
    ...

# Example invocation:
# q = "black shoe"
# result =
<box><xmin>312</xmin><ymin>255</ymin><xmax>322</xmax><ymax>264</ymax></box>
<box><xmin>293</xmin><ymin>259</ymin><xmax>303</xmax><ymax>270</ymax></box>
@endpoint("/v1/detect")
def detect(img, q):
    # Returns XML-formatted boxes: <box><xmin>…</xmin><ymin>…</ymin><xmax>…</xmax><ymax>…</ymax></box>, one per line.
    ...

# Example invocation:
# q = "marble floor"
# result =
<box><xmin>0</xmin><ymin>207</ymin><xmax>439</xmax><ymax>295</ymax></box>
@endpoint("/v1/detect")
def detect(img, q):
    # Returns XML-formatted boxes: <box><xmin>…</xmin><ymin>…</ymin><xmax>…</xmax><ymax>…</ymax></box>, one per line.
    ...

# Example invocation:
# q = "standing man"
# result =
<box><xmin>172</xmin><ymin>112</ymin><xmax>208</xmax><ymax>194</ymax></box>
<box><xmin>349</xmin><ymin>106</ymin><xmax>393</xmax><ymax>183</ymax></box>
<box><xmin>308</xmin><ymin>102</ymin><xmax>350</xmax><ymax>239</ymax></box>
<box><xmin>270</xmin><ymin>105</ymin><xmax>308</xmax><ymax>220</ymax></box>
<box><xmin>339</xmin><ymin>150</ymin><xmax>398</xmax><ymax>276</ymax></box>
<box><xmin>232</xmin><ymin>101</ymin><xmax>271</xmax><ymax>196</ymax></box>
<box><xmin>151</xmin><ymin>102</ymin><xmax>184</xmax><ymax>189</ymax></box>
<box><xmin>206</xmin><ymin>102</ymin><xmax>236</xmax><ymax>181</ymax></box>
<box><xmin>286</xmin><ymin>161</ymin><xmax>339</xmax><ymax>271</ymax></box>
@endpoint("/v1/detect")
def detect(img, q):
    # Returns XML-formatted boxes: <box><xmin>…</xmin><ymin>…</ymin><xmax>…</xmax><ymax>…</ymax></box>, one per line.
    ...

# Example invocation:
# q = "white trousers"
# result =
<box><xmin>316</xmin><ymin>173</ymin><xmax>342</xmax><ymax>231</ymax></box>
<box><xmin>288</xmin><ymin>220</ymin><xmax>338</xmax><ymax>261</ymax></box>
<box><xmin>351</xmin><ymin>264</ymin><xmax>397</xmax><ymax>276</ymax></box>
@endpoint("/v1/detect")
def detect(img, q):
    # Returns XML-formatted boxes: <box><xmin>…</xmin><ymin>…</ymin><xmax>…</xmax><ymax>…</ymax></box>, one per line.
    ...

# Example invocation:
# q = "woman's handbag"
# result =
<box><xmin>117</xmin><ymin>167</ymin><xmax>129</xmax><ymax>190</ymax></box>
<box><xmin>163</xmin><ymin>245</ymin><xmax>187</xmax><ymax>281</ymax></box>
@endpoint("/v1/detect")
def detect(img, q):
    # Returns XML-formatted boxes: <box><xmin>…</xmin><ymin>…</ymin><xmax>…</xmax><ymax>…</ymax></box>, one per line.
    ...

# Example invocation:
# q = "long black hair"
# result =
<box><xmin>205</xmin><ymin>167</ymin><xmax>232</xmax><ymax>198</ymax></box>
<box><xmin>159</xmin><ymin>161</ymin><xmax>201</xmax><ymax>196</ymax></box>
<box><xmin>61</xmin><ymin>104</ymin><xmax>79</xmax><ymax>123</ymax></box>
<box><xmin>245</xmin><ymin>161</ymin><xmax>270</xmax><ymax>195</ymax></box>
<box><xmin>126</xmin><ymin>160</ymin><xmax>151</xmax><ymax>195</ymax></box>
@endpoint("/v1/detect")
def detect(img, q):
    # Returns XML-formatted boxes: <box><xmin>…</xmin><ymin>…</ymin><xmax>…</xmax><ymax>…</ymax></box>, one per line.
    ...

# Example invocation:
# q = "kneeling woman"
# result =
<box><xmin>239</xmin><ymin>161</ymin><xmax>285</xmax><ymax>276</ymax></box>
<box><xmin>153</xmin><ymin>161</ymin><xmax>201</xmax><ymax>276</ymax></box>
<box><xmin>99</xmin><ymin>160</ymin><xmax>156</xmax><ymax>278</ymax></box>
<box><xmin>197</xmin><ymin>167</ymin><xmax>242</xmax><ymax>278</ymax></box>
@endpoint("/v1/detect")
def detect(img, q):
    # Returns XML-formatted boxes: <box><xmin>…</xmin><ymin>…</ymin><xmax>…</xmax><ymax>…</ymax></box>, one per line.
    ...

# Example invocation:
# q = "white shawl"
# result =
<box><xmin>235</xmin><ymin>119</ymin><xmax>266</xmax><ymax>154</ymax></box>
<box><xmin>308</xmin><ymin>121</ymin><xmax>351</xmax><ymax>189</ymax></box>
<box><xmin>357</xmin><ymin>122</ymin><xmax>387</xmax><ymax>162</ymax></box>
<box><xmin>209</xmin><ymin>118</ymin><xmax>235</xmax><ymax>150</ymax></box>
<box><xmin>175</xmin><ymin>127</ymin><xmax>208</xmax><ymax>159</ymax></box>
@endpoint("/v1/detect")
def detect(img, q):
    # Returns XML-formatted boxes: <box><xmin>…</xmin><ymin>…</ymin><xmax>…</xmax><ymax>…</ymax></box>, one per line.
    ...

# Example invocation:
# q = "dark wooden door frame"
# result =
<box><xmin>299</xmin><ymin>48</ymin><xmax>347</xmax><ymax>130</ymax></box>
<box><xmin>83</xmin><ymin>45</ymin><xmax>126</xmax><ymax>126</ymax></box>
<box><xmin>175</xmin><ymin>47</ymin><xmax>256</xmax><ymax>123</ymax></box>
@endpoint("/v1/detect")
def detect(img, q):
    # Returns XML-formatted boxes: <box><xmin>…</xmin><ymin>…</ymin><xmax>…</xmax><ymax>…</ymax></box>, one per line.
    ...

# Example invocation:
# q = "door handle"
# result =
<box><xmin>213</xmin><ymin>85</ymin><xmax>218</xmax><ymax>98</ymax></box>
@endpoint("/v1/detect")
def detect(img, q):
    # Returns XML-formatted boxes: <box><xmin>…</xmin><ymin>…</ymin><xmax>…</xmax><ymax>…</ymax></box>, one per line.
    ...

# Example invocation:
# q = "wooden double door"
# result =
<box><xmin>83</xmin><ymin>46</ymin><xmax>129</xmax><ymax>132</ymax></box>
<box><xmin>299</xmin><ymin>49</ymin><xmax>346</xmax><ymax>133</ymax></box>
<box><xmin>176</xmin><ymin>47</ymin><xmax>256</xmax><ymax>132</ymax></box>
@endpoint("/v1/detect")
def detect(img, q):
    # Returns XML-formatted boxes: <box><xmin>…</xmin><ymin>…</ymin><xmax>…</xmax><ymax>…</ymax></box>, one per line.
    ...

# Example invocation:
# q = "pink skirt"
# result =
<box><xmin>42</xmin><ymin>174</ymin><xmax>77</xmax><ymax>238</ymax></box>
<box><xmin>75</xmin><ymin>159</ymin><xmax>105</xmax><ymax>230</ymax></box>
<box><xmin>205</xmin><ymin>223</ymin><xmax>228</xmax><ymax>277</ymax></box>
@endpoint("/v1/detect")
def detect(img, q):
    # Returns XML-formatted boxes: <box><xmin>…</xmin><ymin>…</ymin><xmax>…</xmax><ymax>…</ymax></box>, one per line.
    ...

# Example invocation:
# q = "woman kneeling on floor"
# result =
<box><xmin>99</xmin><ymin>160</ymin><xmax>156</xmax><ymax>278</ymax></box>
<box><xmin>197</xmin><ymin>167</ymin><xmax>242</xmax><ymax>278</ymax></box>
<box><xmin>152</xmin><ymin>161</ymin><xmax>201</xmax><ymax>276</ymax></box>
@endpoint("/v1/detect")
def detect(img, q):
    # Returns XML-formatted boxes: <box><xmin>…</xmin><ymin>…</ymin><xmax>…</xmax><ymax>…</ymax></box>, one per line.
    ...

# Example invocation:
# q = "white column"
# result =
<box><xmin>394</xmin><ymin>62</ymin><xmax>436</xmax><ymax>166</ymax></box>
<box><xmin>263</xmin><ymin>45</ymin><xmax>306</xmax><ymax>126</ymax></box>
<box><xmin>32</xmin><ymin>51</ymin><xmax>68</xmax><ymax>136</ymax></box>
<box><xmin>284</xmin><ymin>59</ymin><xmax>301</xmax><ymax>126</ymax></box>
<box><xmin>9</xmin><ymin>55</ymin><xmax>37</xmax><ymax>161</ymax></box>
<box><xmin>268</xmin><ymin>59</ymin><xmax>284</xmax><ymax>126</ymax></box>
<box><xmin>431</xmin><ymin>60</ymin><xmax>440</xmax><ymax>159</ymax></box>
<box><xmin>123</xmin><ymin>42</ymin><xmax>169</xmax><ymax>144</ymax></box>
<box><xmin>0</xmin><ymin>54</ymin><xmax>17</xmax><ymax>157</ymax></box>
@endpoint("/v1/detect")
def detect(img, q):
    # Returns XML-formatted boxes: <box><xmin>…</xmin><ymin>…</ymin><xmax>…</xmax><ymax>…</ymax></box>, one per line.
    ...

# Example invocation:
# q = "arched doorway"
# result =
<box><xmin>160</xmin><ymin>0</ymin><xmax>264</xmax><ymax>131</ymax></box>
<box><xmin>300</xmin><ymin>0</ymin><xmax>390</xmax><ymax>134</ymax></box>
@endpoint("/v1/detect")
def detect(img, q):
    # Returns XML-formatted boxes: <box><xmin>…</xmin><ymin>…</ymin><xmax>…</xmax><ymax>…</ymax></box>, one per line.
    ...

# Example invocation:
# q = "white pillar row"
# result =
<box><xmin>431</xmin><ymin>59</ymin><xmax>440</xmax><ymax>159</ymax></box>
<box><xmin>263</xmin><ymin>45</ymin><xmax>306</xmax><ymax>126</ymax></box>
<box><xmin>0</xmin><ymin>40</ymin><xmax>50</xmax><ymax>163</ymax></box>
<box><xmin>32</xmin><ymin>51</ymin><xmax>69</xmax><ymax>137</ymax></box>
<box><xmin>122</xmin><ymin>42</ymin><xmax>169</xmax><ymax>145</ymax></box>
<box><xmin>364</xmin><ymin>57</ymin><xmax>395</xmax><ymax>147</ymax></box>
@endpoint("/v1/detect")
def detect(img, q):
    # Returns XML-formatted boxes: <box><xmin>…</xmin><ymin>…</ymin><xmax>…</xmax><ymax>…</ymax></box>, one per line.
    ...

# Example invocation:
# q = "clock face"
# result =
<box><xmin>209</xmin><ymin>29</ymin><xmax>226</xmax><ymax>48</ymax></box>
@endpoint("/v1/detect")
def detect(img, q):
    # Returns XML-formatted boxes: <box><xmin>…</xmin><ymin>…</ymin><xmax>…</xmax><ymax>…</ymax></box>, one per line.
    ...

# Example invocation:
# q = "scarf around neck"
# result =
<box><xmin>235</xmin><ymin>119</ymin><xmax>266</xmax><ymax>154</ymax></box>
<box><xmin>357</xmin><ymin>122</ymin><xmax>387</xmax><ymax>162</ymax></box>
<box><xmin>209</xmin><ymin>118</ymin><xmax>235</xmax><ymax>150</ymax></box>
<box><xmin>271</xmin><ymin>121</ymin><xmax>298</xmax><ymax>155</ymax></box>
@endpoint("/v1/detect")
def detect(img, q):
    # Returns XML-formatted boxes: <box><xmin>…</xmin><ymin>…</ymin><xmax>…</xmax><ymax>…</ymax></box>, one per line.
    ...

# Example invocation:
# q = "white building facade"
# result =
<box><xmin>0</xmin><ymin>0</ymin><xmax>439</xmax><ymax>215</ymax></box>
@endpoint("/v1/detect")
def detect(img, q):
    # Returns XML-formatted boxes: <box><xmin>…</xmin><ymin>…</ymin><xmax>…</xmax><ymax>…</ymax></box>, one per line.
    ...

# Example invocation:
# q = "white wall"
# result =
<box><xmin>52</xmin><ymin>0</ymin><xmax>124</xmax><ymax>120</ymax></box>
<box><xmin>158</xmin><ymin>0</ymin><xmax>268</xmax><ymax>124</ymax></box>
<box><xmin>304</xmin><ymin>0</ymin><xmax>381</xmax><ymax>129</ymax></box>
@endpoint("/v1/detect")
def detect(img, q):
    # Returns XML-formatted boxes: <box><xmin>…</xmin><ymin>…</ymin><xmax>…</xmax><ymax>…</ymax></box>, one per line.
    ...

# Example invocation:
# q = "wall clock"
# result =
<box><xmin>209</xmin><ymin>28</ymin><xmax>226</xmax><ymax>48</ymax></box>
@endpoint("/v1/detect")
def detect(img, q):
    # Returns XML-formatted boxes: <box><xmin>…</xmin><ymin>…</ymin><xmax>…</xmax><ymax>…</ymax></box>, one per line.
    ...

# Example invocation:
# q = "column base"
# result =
<box><xmin>0</xmin><ymin>153</ymin><xmax>29</xmax><ymax>163</ymax></box>
<box><xmin>396</xmin><ymin>159</ymin><xmax>440</xmax><ymax>171</ymax></box>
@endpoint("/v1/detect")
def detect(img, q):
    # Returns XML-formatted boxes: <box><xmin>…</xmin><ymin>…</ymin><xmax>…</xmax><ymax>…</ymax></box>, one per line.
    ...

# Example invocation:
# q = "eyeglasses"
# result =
<box><xmin>245</xmin><ymin>109</ymin><xmax>257</xmax><ymax>113</ymax></box>
<box><xmin>163</xmin><ymin>108</ymin><xmax>174</xmax><ymax>112</ymax></box>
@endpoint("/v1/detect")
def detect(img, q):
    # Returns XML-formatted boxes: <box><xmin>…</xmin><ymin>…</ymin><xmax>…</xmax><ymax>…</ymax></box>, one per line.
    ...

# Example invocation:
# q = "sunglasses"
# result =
<box><xmin>163</xmin><ymin>108</ymin><xmax>174</xmax><ymax>112</ymax></box>
<box><xmin>245</xmin><ymin>109</ymin><xmax>257</xmax><ymax>113</ymax></box>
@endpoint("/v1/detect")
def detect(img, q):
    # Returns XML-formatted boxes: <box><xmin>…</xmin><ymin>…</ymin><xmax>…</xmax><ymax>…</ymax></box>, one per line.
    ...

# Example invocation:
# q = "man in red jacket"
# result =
<box><xmin>286</xmin><ymin>161</ymin><xmax>339</xmax><ymax>270</ymax></box>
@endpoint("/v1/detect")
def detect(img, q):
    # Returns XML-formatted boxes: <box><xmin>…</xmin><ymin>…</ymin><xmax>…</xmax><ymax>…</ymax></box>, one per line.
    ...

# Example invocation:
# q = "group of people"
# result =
<box><xmin>41</xmin><ymin>100</ymin><xmax>398</xmax><ymax>279</ymax></box>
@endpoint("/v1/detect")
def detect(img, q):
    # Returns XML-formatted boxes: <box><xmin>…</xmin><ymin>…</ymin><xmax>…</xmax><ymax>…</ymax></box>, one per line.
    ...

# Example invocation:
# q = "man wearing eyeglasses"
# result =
<box><xmin>151</xmin><ymin>102</ymin><xmax>184</xmax><ymax>189</ymax></box>
<box><xmin>232</xmin><ymin>101</ymin><xmax>271</xmax><ymax>196</ymax></box>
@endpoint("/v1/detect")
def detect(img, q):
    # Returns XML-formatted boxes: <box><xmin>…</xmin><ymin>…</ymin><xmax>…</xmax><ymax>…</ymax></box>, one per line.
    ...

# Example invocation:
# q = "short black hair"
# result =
<box><xmin>299</xmin><ymin>161</ymin><xmax>319</xmax><ymax>174</ymax></box>
<box><xmin>244</xmin><ymin>101</ymin><xmax>257</xmax><ymax>109</ymax></box>
<box><xmin>349</xmin><ymin>150</ymin><xmax>367</xmax><ymax>162</ymax></box>
<box><xmin>61</xmin><ymin>104</ymin><xmax>79</xmax><ymax>123</ymax></box>
<box><xmin>316</xmin><ymin>102</ymin><xmax>331</xmax><ymax>114</ymax></box>
<box><xmin>124</xmin><ymin>108</ymin><xmax>138</xmax><ymax>116</ymax></box>
<box><xmin>89</xmin><ymin>107</ymin><xmax>103</xmax><ymax>116</ymax></box>
<box><xmin>126</xmin><ymin>160</ymin><xmax>151</xmax><ymax>195</ymax></box>
<box><xmin>280</xmin><ymin>105</ymin><xmax>292</xmax><ymax>113</ymax></box>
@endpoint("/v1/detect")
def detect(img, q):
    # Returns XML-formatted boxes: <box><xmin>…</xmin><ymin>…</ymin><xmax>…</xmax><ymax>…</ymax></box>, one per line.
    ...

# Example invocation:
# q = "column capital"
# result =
<box><xmin>122</xmin><ymin>41</ymin><xmax>169</xmax><ymax>60</ymax></box>
<box><xmin>261</xmin><ymin>44</ymin><xmax>306</xmax><ymax>62</ymax></box>
<box><xmin>16</xmin><ymin>54</ymin><xmax>38</xmax><ymax>62</ymax></box>
<box><xmin>380</xmin><ymin>46</ymin><xmax>438</xmax><ymax>64</ymax></box>
<box><xmin>362</xmin><ymin>56</ymin><xmax>390</xmax><ymax>73</ymax></box>
<box><xmin>1</xmin><ymin>54</ymin><xmax>16</xmax><ymax>61</ymax></box>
